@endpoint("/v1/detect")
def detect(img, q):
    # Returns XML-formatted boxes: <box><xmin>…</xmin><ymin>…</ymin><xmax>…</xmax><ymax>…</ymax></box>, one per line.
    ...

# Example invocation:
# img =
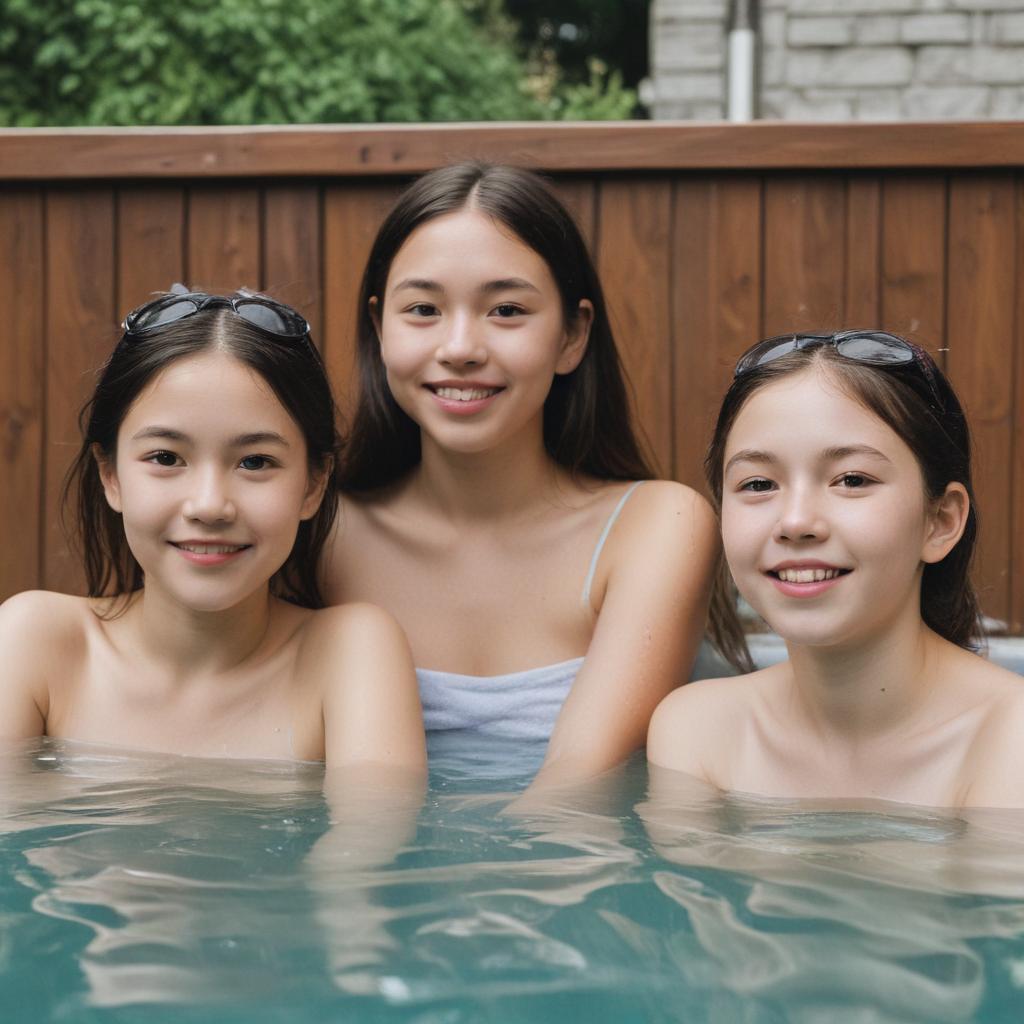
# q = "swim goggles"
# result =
<box><xmin>122</xmin><ymin>284</ymin><xmax>310</xmax><ymax>341</ymax></box>
<box><xmin>733</xmin><ymin>330</ymin><xmax>944</xmax><ymax>409</ymax></box>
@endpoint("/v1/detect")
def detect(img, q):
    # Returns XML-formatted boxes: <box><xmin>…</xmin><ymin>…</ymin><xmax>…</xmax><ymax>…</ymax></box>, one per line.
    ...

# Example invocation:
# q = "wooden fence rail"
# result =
<box><xmin>2</xmin><ymin>123</ymin><xmax>1022</xmax><ymax>627</ymax></box>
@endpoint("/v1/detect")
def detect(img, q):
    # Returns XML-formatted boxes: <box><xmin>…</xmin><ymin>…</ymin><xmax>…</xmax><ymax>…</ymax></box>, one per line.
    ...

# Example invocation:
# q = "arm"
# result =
<box><xmin>0</xmin><ymin>591</ymin><xmax>55</xmax><ymax>740</ymax></box>
<box><xmin>533</xmin><ymin>482</ymin><xmax>718</xmax><ymax>789</ymax></box>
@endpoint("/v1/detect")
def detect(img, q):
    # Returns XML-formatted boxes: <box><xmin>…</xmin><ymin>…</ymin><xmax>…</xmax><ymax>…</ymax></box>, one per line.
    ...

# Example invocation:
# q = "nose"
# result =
<box><xmin>774</xmin><ymin>483</ymin><xmax>828</xmax><ymax>543</ymax></box>
<box><xmin>182</xmin><ymin>466</ymin><xmax>236</xmax><ymax>525</ymax></box>
<box><xmin>436</xmin><ymin>312</ymin><xmax>486</xmax><ymax>367</ymax></box>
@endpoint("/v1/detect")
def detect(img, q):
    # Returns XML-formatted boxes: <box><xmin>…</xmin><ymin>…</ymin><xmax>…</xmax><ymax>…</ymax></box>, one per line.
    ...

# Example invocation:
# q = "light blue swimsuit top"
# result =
<box><xmin>416</xmin><ymin>482</ymin><xmax>644</xmax><ymax>742</ymax></box>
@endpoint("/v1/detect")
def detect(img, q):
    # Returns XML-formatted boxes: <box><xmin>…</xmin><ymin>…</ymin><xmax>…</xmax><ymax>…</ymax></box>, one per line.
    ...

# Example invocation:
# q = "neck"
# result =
<box><xmin>130</xmin><ymin>583</ymin><xmax>274</xmax><ymax>679</ymax></box>
<box><xmin>785</xmin><ymin>602</ymin><xmax>939</xmax><ymax>741</ymax></box>
<box><xmin>414</xmin><ymin>421</ymin><xmax>566</xmax><ymax>524</ymax></box>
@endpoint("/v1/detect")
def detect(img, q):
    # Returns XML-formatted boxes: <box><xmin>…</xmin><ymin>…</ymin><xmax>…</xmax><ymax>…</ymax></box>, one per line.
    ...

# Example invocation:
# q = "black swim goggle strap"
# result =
<box><xmin>122</xmin><ymin>287</ymin><xmax>311</xmax><ymax>343</ymax></box>
<box><xmin>733</xmin><ymin>330</ymin><xmax>944</xmax><ymax>410</ymax></box>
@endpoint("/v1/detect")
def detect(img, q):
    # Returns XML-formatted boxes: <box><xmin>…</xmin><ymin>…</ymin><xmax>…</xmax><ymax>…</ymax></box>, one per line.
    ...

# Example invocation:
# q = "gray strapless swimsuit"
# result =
<box><xmin>416</xmin><ymin>481</ymin><xmax>644</xmax><ymax>741</ymax></box>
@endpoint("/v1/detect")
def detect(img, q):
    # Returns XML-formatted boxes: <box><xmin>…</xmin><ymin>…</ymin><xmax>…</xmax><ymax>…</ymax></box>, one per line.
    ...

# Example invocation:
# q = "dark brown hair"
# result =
<box><xmin>705</xmin><ymin>341</ymin><xmax>981</xmax><ymax>656</ymax></box>
<box><xmin>63</xmin><ymin>298</ymin><xmax>341</xmax><ymax>610</ymax></box>
<box><xmin>338</xmin><ymin>162</ymin><xmax>654</xmax><ymax>489</ymax></box>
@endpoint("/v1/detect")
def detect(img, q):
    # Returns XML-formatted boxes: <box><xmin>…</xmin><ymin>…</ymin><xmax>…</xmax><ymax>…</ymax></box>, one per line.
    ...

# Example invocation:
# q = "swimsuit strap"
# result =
<box><xmin>580</xmin><ymin>481</ymin><xmax>644</xmax><ymax>609</ymax></box>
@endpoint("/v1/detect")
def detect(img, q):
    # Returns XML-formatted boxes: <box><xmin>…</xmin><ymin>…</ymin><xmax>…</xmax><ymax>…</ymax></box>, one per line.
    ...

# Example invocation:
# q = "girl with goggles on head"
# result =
<box><xmin>648</xmin><ymin>331</ymin><xmax>1024</xmax><ymax>809</ymax></box>
<box><xmin>0</xmin><ymin>287</ymin><xmax>425</xmax><ymax>772</ymax></box>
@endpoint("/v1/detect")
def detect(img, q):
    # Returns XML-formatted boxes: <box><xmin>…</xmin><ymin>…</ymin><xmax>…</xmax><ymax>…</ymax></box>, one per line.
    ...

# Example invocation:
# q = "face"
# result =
<box><xmin>720</xmin><ymin>365</ymin><xmax>960</xmax><ymax>650</ymax></box>
<box><xmin>98</xmin><ymin>351</ymin><xmax>325</xmax><ymax>614</ymax></box>
<box><xmin>373</xmin><ymin>207</ymin><xmax>591</xmax><ymax>457</ymax></box>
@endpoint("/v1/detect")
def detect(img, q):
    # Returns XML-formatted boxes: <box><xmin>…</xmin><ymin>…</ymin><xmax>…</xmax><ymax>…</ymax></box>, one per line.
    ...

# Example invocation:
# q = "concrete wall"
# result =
<box><xmin>649</xmin><ymin>0</ymin><xmax>1024</xmax><ymax>120</ymax></box>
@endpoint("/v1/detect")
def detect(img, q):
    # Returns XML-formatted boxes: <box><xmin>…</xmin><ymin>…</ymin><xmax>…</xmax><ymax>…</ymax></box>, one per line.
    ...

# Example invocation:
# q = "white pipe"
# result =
<box><xmin>727</xmin><ymin>27</ymin><xmax>756</xmax><ymax>122</ymax></box>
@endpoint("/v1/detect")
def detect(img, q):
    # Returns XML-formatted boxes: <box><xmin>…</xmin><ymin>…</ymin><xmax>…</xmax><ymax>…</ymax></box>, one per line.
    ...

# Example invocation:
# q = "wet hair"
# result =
<box><xmin>338</xmin><ymin>161</ymin><xmax>654</xmax><ymax>489</ymax></box>
<box><xmin>63</xmin><ymin>294</ymin><xmax>341</xmax><ymax>610</ymax></box>
<box><xmin>705</xmin><ymin>340</ymin><xmax>981</xmax><ymax>661</ymax></box>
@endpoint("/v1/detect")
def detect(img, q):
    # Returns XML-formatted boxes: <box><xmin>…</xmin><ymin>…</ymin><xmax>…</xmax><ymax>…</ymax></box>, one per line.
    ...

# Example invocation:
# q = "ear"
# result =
<box><xmin>300</xmin><ymin>456</ymin><xmax>333</xmax><ymax>521</ymax></box>
<box><xmin>921</xmin><ymin>482</ymin><xmax>969</xmax><ymax>565</ymax></box>
<box><xmin>93</xmin><ymin>444</ymin><xmax>123</xmax><ymax>513</ymax></box>
<box><xmin>555</xmin><ymin>299</ymin><xmax>594</xmax><ymax>376</ymax></box>
<box><xmin>368</xmin><ymin>296</ymin><xmax>382</xmax><ymax>344</ymax></box>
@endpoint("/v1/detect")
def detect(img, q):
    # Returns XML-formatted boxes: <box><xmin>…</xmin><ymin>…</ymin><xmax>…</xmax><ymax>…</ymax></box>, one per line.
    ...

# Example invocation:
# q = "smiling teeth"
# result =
<box><xmin>177</xmin><ymin>543</ymin><xmax>246</xmax><ymax>554</ymax></box>
<box><xmin>777</xmin><ymin>568</ymin><xmax>841</xmax><ymax>583</ymax></box>
<box><xmin>435</xmin><ymin>387</ymin><xmax>498</xmax><ymax>401</ymax></box>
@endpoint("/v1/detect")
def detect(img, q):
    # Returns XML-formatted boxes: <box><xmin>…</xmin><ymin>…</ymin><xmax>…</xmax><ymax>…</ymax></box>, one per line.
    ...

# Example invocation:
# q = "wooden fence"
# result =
<box><xmin>2</xmin><ymin>122</ymin><xmax>1023</xmax><ymax>626</ymax></box>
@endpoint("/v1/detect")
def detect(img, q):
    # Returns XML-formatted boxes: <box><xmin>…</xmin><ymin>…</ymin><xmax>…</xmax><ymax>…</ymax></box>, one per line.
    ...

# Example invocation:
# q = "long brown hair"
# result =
<box><xmin>63</xmin><ymin>299</ymin><xmax>341</xmax><ymax>610</ymax></box>
<box><xmin>338</xmin><ymin>162</ymin><xmax>654</xmax><ymax>489</ymax></box>
<box><xmin>705</xmin><ymin>341</ymin><xmax>981</xmax><ymax>652</ymax></box>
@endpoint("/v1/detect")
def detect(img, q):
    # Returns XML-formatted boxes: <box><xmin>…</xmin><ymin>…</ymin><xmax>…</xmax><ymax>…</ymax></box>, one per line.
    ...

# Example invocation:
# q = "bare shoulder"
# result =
<box><xmin>605</xmin><ymin>479</ymin><xmax>717</xmax><ymax>571</ymax></box>
<box><xmin>647</xmin><ymin>670</ymin><xmax>763</xmax><ymax>777</ymax></box>
<box><xmin>0</xmin><ymin>590</ymin><xmax>92</xmax><ymax>656</ymax></box>
<box><xmin>297</xmin><ymin>601</ymin><xmax>410</xmax><ymax>665</ymax></box>
<box><xmin>959</xmin><ymin>654</ymin><xmax>1024</xmax><ymax>808</ymax></box>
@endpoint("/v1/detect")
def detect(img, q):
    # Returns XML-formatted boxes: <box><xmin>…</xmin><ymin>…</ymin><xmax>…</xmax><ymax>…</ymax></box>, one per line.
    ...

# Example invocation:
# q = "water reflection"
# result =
<box><xmin>2</xmin><ymin>740</ymin><xmax>1024</xmax><ymax>1022</ymax></box>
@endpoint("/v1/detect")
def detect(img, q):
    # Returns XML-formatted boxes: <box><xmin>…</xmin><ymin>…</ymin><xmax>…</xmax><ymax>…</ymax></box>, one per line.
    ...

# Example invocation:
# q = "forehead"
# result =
<box><xmin>388</xmin><ymin>207</ymin><xmax>551</xmax><ymax>284</ymax></box>
<box><xmin>725</xmin><ymin>365</ymin><xmax>914</xmax><ymax>464</ymax></box>
<box><xmin>121</xmin><ymin>351</ymin><xmax>298</xmax><ymax>434</ymax></box>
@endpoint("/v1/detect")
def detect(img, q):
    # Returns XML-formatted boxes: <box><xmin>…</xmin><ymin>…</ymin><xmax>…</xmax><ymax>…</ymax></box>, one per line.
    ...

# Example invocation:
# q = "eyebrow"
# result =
<box><xmin>724</xmin><ymin>443</ymin><xmax>892</xmax><ymax>474</ymax></box>
<box><xmin>130</xmin><ymin>427</ymin><xmax>290</xmax><ymax>447</ymax></box>
<box><xmin>391</xmin><ymin>277</ymin><xmax>540</xmax><ymax>296</ymax></box>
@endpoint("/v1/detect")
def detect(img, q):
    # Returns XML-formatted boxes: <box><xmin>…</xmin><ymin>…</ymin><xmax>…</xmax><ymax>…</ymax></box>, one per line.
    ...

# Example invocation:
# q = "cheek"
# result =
<box><xmin>720</xmin><ymin>500</ymin><xmax>762</xmax><ymax>567</ymax></box>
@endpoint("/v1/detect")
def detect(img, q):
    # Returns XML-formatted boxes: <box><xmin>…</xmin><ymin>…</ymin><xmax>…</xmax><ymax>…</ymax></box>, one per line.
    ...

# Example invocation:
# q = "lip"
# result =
<box><xmin>170</xmin><ymin>540</ymin><xmax>252</xmax><ymax>567</ymax></box>
<box><xmin>423</xmin><ymin>379</ymin><xmax>506</xmax><ymax>416</ymax></box>
<box><xmin>765</xmin><ymin>561</ymin><xmax>851</xmax><ymax>598</ymax></box>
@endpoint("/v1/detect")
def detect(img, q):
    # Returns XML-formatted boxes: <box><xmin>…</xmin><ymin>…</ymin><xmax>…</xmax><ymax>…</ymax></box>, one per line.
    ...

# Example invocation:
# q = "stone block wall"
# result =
<box><xmin>649</xmin><ymin>0</ymin><xmax>1024</xmax><ymax>120</ymax></box>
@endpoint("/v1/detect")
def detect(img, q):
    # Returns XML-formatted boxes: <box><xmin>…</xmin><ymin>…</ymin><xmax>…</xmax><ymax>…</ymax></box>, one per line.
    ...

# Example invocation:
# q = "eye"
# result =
<box><xmin>836</xmin><ymin>472</ymin><xmax>872</xmax><ymax>488</ymax></box>
<box><xmin>145</xmin><ymin>450</ymin><xmax>182</xmax><ymax>468</ymax></box>
<box><xmin>491</xmin><ymin>303</ymin><xmax>525</xmax><ymax>319</ymax></box>
<box><xmin>239</xmin><ymin>454</ymin><xmax>276</xmax><ymax>472</ymax></box>
<box><xmin>405</xmin><ymin>302</ymin><xmax>439</xmax><ymax>318</ymax></box>
<box><xmin>738</xmin><ymin>477</ymin><xmax>775</xmax><ymax>493</ymax></box>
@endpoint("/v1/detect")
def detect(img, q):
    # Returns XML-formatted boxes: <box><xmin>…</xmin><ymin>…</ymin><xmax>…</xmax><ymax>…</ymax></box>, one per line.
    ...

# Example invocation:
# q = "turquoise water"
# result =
<box><xmin>3</xmin><ymin>737</ymin><xmax>1024</xmax><ymax>1023</ymax></box>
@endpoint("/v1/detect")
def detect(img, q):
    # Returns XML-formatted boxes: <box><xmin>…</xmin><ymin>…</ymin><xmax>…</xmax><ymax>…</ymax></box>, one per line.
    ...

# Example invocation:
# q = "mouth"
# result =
<box><xmin>769</xmin><ymin>567</ymin><xmax>851</xmax><ymax>584</ymax></box>
<box><xmin>424</xmin><ymin>383</ymin><xmax>505</xmax><ymax>403</ymax></box>
<box><xmin>171</xmin><ymin>542</ymin><xmax>251</xmax><ymax>555</ymax></box>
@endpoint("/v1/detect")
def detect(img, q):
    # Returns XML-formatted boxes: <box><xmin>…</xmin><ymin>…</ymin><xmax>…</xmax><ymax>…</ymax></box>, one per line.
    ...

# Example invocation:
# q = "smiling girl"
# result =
<box><xmin>323</xmin><ymin>163</ymin><xmax>720</xmax><ymax>787</ymax></box>
<box><xmin>648</xmin><ymin>332</ymin><xmax>1024</xmax><ymax>808</ymax></box>
<box><xmin>0</xmin><ymin>289</ymin><xmax>425</xmax><ymax>769</ymax></box>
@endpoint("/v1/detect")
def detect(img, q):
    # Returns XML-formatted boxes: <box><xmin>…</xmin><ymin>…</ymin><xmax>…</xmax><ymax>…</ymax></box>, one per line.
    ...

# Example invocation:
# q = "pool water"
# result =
<box><xmin>3</xmin><ymin>736</ymin><xmax>1024</xmax><ymax>1023</ymax></box>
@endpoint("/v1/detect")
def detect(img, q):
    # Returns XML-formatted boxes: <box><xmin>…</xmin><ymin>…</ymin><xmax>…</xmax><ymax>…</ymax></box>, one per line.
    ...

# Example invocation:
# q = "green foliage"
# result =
<box><xmin>0</xmin><ymin>0</ymin><xmax>566</xmax><ymax>126</ymax></box>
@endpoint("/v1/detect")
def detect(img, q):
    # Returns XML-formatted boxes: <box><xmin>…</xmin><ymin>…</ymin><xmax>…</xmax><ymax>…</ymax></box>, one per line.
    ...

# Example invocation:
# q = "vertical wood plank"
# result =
<box><xmin>596</xmin><ymin>177</ymin><xmax>674</xmax><ymax>476</ymax></box>
<box><xmin>946</xmin><ymin>175</ymin><xmax>1017</xmax><ymax>625</ymax></box>
<box><xmin>762</xmin><ymin>176</ymin><xmax>847</xmax><ymax>335</ymax></box>
<box><xmin>0</xmin><ymin>190</ymin><xmax>45</xmax><ymax>598</ymax></box>
<box><xmin>117</xmin><ymin>186</ymin><xmax>186</xmax><ymax>314</ymax></box>
<box><xmin>550</xmin><ymin>176</ymin><xmax>597</xmax><ymax>250</ymax></box>
<box><xmin>1012</xmin><ymin>175</ymin><xmax>1024</xmax><ymax>631</ymax></box>
<box><xmin>845</xmin><ymin>176</ymin><xmax>882</xmax><ymax>326</ymax></box>
<box><xmin>673</xmin><ymin>175</ymin><xmax>763</xmax><ymax>490</ymax></box>
<box><xmin>186</xmin><ymin>185</ymin><xmax>261</xmax><ymax>292</ymax></box>
<box><xmin>322</xmin><ymin>182</ymin><xmax>403</xmax><ymax>416</ymax></box>
<box><xmin>44</xmin><ymin>188</ymin><xmax>117</xmax><ymax>594</ymax></box>
<box><xmin>263</xmin><ymin>184</ymin><xmax>323</xmax><ymax>344</ymax></box>
<box><xmin>879</xmin><ymin>176</ymin><xmax>947</xmax><ymax>358</ymax></box>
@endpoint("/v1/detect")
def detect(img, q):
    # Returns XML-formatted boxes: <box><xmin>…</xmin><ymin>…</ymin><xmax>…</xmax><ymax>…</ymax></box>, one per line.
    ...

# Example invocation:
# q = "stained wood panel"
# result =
<box><xmin>672</xmin><ymin>175</ymin><xmax>762</xmax><ymax>491</ymax></box>
<box><xmin>322</xmin><ymin>182</ymin><xmax>404</xmax><ymax>414</ymax></box>
<box><xmin>43</xmin><ymin>188</ymin><xmax>117</xmax><ymax>594</ymax></box>
<box><xmin>845</xmin><ymin>177</ymin><xmax>882</xmax><ymax>327</ymax></box>
<box><xmin>186</xmin><ymin>185</ymin><xmax>261</xmax><ymax>293</ymax></box>
<box><xmin>1012</xmin><ymin>178</ymin><xmax>1024</xmax><ymax>632</ymax></box>
<box><xmin>263</xmin><ymin>185</ymin><xmax>323</xmax><ymax>342</ymax></box>
<box><xmin>0</xmin><ymin>190</ymin><xmax>45</xmax><ymax>594</ymax></box>
<box><xmin>117</xmin><ymin>187</ymin><xmax>186</xmax><ymax>314</ymax></box>
<box><xmin>879</xmin><ymin>177</ymin><xmax>946</xmax><ymax>358</ymax></box>
<box><xmin>597</xmin><ymin>177</ymin><xmax>674</xmax><ymax>476</ymax></box>
<box><xmin>763</xmin><ymin>176</ymin><xmax>847</xmax><ymax>335</ymax></box>
<box><xmin>550</xmin><ymin>177</ymin><xmax>597</xmax><ymax>249</ymax></box>
<box><xmin>946</xmin><ymin>175</ymin><xmax>1017</xmax><ymax>625</ymax></box>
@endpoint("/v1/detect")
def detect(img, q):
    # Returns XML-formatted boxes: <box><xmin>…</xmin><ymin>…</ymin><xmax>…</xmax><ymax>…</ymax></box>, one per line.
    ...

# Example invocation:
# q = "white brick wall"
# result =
<box><xmin>649</xmin><ymin>0</ymin><xmax>1024</xmax><ymax>120</ymax></box>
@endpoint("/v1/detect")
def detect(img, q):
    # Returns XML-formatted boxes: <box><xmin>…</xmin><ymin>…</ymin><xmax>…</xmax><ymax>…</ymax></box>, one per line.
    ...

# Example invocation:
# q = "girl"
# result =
<box><xmin>648</xmin><ymin>331</ymin><xmax>1024</xmax><ymax>808</ymax></box>
<box><xmin>323</xmin><ymin>163</ymin><xmax>720</xmax><ymax>787</ymax></box>
<box><xmin>0</xmin><ymin>287</ymin><xmax>425</xmax><ymax>770</ymax></box>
